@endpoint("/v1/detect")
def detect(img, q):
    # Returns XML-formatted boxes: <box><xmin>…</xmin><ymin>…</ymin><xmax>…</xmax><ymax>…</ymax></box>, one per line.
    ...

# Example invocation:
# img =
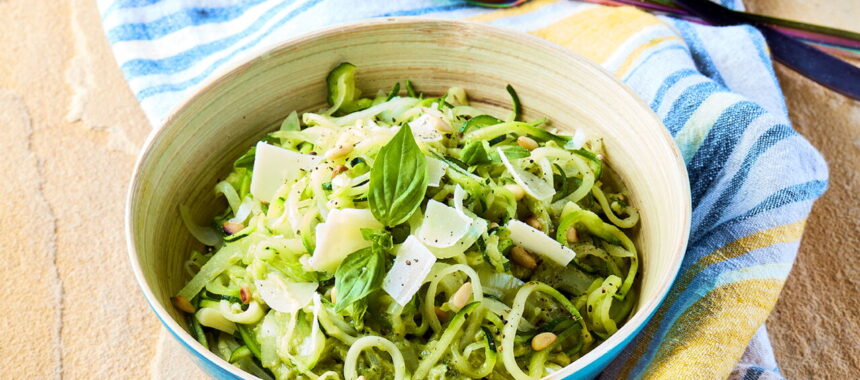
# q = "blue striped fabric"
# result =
<box><xmin>98</xmin><ymin>1</ymin><xmax>827</xmax><ymax>379</ymax></box>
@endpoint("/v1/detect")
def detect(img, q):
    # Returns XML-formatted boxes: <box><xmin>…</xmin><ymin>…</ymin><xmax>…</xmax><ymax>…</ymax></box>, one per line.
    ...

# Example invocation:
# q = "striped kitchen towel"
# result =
<box><xmin>98</xmin><ymin>0</ymin><xmax>828</xmax><ymax>379</ymax></box>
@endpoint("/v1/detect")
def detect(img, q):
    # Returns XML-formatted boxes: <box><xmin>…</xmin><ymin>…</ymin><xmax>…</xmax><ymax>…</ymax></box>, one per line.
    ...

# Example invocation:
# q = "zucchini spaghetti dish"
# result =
<box><xmin>172</xmin><ymin>63</ymin><xmax>641</xmax><ymax>380</ymax></box>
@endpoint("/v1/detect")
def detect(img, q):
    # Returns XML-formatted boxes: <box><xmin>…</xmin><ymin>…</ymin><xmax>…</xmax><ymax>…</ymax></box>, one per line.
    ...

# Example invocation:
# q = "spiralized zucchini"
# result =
<box><xmin>174</xmin><ymin>64</ymin><xmax>641</xmax><ymax>380</ymax></box>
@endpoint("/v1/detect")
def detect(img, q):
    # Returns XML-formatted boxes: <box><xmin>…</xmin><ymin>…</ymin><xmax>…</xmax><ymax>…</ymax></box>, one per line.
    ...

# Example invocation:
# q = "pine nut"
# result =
<box><xmin>172</xmin><ymin>295</ymin><xmax>196</xmax><ymax>313</ymax></box>
<box><xmin>331</xmin><ymin>165</ymin><xmax>348</xmax><ymax>178</ymax></box>
<box><xmin>510</xmin><ymin>246</ymin><xmax>537</xmax><ymax>269</ymax></box>
<box><xmin>240</xmin><ymin>287</ymin><xmax>251</xmax><ymax>304</ymax></box>
<box><xmin>517</xmin><ymin>136</ymin><xmax>539</xmax><ymax>150</ymax></box>
<box><xmin>222</xmin><ymin>221</ymin><xmax>244</xmax><ymax>235</ymax></box>
<box><xmin>531</xmin><ymin>332</ymin><xmax>557</xmax><ymax>351</ymax></box>
<box><xmin>449</xmin><ymin>282</ymin><xmax>473</xmax><ymax>311</ymax></box>
<box><xmin>330</xmin><ymin>287</ymin><xmax>337</xmax><ymax>304</ymax></box>
<box><xmin>526</xmin><ymin>215</ymin><xmax>542</xmax><ymax>230</ymax></box>
<box><xmin>504</xmin><ymin>184</ymin><xmax>525</xmax><ymax>201</ymax></box>
<box><xmin>357</xmin><ymin>376</ymin><xmax>366</xmax><ymax>380</ymax></box>
<box><xmin>566</xmin><ymin>227</ymin><xmax>579</xmax><ymax>243</ymax></box>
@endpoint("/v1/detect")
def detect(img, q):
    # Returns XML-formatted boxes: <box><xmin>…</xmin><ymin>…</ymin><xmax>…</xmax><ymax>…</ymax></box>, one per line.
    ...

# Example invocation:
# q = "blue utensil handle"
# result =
<box><xmin>674</xmin><ymin>0</ymin><xmax>860</xmax><ymax>101</ymax></box>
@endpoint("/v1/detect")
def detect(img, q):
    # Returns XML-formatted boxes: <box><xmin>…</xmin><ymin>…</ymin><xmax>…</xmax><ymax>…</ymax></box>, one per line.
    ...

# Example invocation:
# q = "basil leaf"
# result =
<box><xmin>488</xmin><ymin>145</ymin><xmax>530</xmax><ymax>163</ymax></box>
<box><xmin>386</xmin><ymin>82</ymin><xmax>400</xmax><ymax>101</ymax></box>
<box><xmin>368</xmin><ymin>125</ymin><xmax>428</xmax><ymax>226</ymax></box>
<box><xmin>461</xmin><ymin>141</ymin><xmax>490</xmax><ymax>165</ymax></box>
<box><xmin>233</xmin><ymin>146</ymin><xmax>256</xmax><ymax>169</ymax></box>
<box><xmin>345</xmin><ymin>300</ymin><xmax>368</xmax><ymax>330</ymax></box>
<box><xmin>461</xmin><ymin>141</ymin><xmax>531</xmax><ymax>166</ymax></box>
<box><xmin>360</xmin><ymin>228</ymin><xmax>393</xmax><ymax>251</ymax></box>
<box><xmin>387</xmin><ymin>223</ymin><xmax>410</xmax><ymax>244</ymax></box>
<box><xmin>405</xmin><ymin>79</ymin><xmax>417</xmax><ymax>98</ymax></box>
<box><xmin>334</xmin><ymin>247</ymin><xmax>385</xmax><ymax>312</ymax></box>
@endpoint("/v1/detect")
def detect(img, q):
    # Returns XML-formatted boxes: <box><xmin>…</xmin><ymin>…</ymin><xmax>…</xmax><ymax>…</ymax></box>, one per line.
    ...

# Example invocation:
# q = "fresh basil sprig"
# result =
<box><xmin>334</xmin><ymin>229</ymin><xmax>392</xmax><ymax>312</ymax></box>
<box><xmin>334</xmin><ymin>246</ymin><xmax>385</xmax><ymax>312</ymax></box>
<box><xmin>361</xmin><ymin>228</ymin><xmax>393</xmax><ymax>251</ymax></box>
<box><xmin>368</xmin><ymin>125</ymin><xmax>428</xmax><ymax>226</ymax></box>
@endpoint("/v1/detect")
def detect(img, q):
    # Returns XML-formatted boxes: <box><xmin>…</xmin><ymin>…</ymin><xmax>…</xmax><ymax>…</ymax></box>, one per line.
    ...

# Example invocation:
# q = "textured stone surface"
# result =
<box><xmin>0</xmin><ymin>89</ymin><xmax>63</xmax><ymax>379</ymax></box>
<box><xmin>0</xmin><ymin>0</ymin><xmax>157</xmax><ymax>378</ymax></box>
<box><xmin>767</xmin><ymin>61</ymin><xmax>860</xmax><ymax>380</ymax></box>
<box><xmin>743</xmin><ymin>1</ymin><xmax>860</xmax><ymax>378</ymax></box>
<box><xmin>0</xmin><ymin>0</ymin><xmax>855</xmax><ymax>378</ymax></box>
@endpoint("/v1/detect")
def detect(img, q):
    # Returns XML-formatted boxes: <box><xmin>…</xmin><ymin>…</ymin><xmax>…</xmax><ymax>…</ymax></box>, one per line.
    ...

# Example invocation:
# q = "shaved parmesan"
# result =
<box><xmin>426</xmin><ymin>157</ymin><xmax>448</xmax><ymax>187</ymax></box>
<box><xmin>497</xmin><ymin>147</ymin><xmax>555</xmax><ymax>201</ymax></box>
<box><xmin>383</xmin><ymin>236</ymin><xmax>437</xmax><ymax>306</ymax></box>
<box><xmin>254</xmin><ymin>272</ymin><xmax>318</xmax><ymax>313</ymax></box>
<box><xmin>251</xmin><ymin>142</ymin><xmax>322</xmax><ymax>202</ymax></box>
<box><xmin>507</xmin><ymin>219</ymin><xmax>575</xmax><ymax>266</ymax></box>
<box><xmin>417</xmin><ymin>200</ymin><xmax>472</xmax><ymax>248</ymax></box>
<box><xmin>409</xmin><ymin>114</ymin><xmax>444</xmax><ymax>142</ymax></box>
<box><xmin>427</xmin><ymin>218</ymin><xmax>487</xmax><ymax>259</ymax></box>
<box><xmin>307</xmin><ymin>208</ymin><xmax>383</xmax><ymax>273</ymax></box>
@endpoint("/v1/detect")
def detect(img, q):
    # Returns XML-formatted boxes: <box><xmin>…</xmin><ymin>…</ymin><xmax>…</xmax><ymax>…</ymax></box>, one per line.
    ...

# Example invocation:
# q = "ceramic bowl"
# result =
<box><xmin>126</xmin><ymin>18</ymin><xmax>690</xmax><ymax>380</ymax></box>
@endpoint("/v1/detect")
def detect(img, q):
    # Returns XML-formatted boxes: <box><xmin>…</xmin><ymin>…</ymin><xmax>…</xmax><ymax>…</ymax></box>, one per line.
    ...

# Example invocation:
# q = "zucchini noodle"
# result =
<box><xmin>451</xmin><ymin>324</ymin><xmax>497</xmax><ymax>378</ymax></box>
<box><xmin>423</xmin><ymin>264</ymin><xmax>484</xmax><ymax>333</ymax></box>
<box><xmin>344</xmin><ymin>336</ymin><xmax>407</xmax><ymax>380</ymax></box>
<box><xmin>501</xmin><ymin>283</ymin><xmax>592</xmax><ymax>380</ymax></box>
<box><xmin>415</xmin><ymin>303</ymin><xmax>480</xmax><ymax>379</ymax></box>
<box><xmin>592</xmin><ymin>185</ymin><xmax>639</xmax><ymax>228</ymax></box>
<box><xmin>215</xmin><ymin>180</ymin><xmax>242</xmax><ymax>215</ymax></box>
<box><xmin>175</xmin><ymin>67</ymin><xmax>641</xmax><ymax>380</ymax></box>
<box><xmin>527</xmin><ymin>321</ymin><xmax>580</xmax><ymax>378</ymax></box>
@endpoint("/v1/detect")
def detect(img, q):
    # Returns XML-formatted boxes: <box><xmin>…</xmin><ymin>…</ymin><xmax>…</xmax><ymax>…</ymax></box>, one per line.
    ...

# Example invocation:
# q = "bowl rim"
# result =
<box><xmin>126</xmin><ymin>17</ymin><xmax>691</xmax><ymax>380</ymax></box>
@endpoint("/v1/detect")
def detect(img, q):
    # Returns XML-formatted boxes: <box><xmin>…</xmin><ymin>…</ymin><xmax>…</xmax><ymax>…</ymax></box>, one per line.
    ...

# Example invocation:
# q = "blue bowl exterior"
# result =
<box><xmin>566</xmin><ymin>306</ymin><xmax>659</xmax><ymax>380</ymax></box>
<box><xmin>143</xmin><ymin>296</ymin><xmax>243</xmax><ymax>379</ymax></box>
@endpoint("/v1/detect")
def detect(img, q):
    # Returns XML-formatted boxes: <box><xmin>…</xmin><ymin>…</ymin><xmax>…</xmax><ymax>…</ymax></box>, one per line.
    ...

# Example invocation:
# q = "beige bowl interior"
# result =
<box><xmin>127</xmin><ymin>18</ymin><xmax>690</xmax><ymax>378</ymax></box>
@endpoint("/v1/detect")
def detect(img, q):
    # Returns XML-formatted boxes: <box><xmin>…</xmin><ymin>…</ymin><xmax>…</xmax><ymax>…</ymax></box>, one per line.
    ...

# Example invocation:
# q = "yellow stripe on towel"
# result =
<box><xmin>699</xmin><ymin>221</ymin><xmax>806</xmax><ymax>268</ymax></box>
<box><xmin>617</xmin><ymin>220</ymin><xmax>806</xmax><ymax>378</ymax></box>
<box><xmin>530</xmin><ymin>6</ymin><xmax>665</xmax><ymax>64</ymax></box>
<box><xmin>614</xmin><ymin>36</ymin><xmax>683</xmax><ymax>78</ymax></box>
<box><xmin>643</xmin><ymin>278</ymin><xmax>785</xmax><ymax>379</ymax></box>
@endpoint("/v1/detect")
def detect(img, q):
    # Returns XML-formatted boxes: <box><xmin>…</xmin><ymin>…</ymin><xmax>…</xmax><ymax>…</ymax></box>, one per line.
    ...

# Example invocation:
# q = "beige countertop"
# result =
<box><xmin>1</xmin><ymin>0</ymin><xmax>856</xmax><ymax>378</ymax></box>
